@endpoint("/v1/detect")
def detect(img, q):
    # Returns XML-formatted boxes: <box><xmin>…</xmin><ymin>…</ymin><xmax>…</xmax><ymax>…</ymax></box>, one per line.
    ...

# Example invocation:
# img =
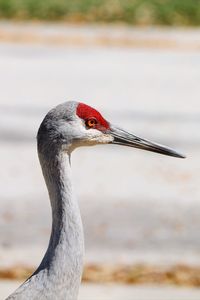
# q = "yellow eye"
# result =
<box><xmin>86</xmin><ymin>118</ymin><xmax>98</xmax><ymax>128</ymax></box>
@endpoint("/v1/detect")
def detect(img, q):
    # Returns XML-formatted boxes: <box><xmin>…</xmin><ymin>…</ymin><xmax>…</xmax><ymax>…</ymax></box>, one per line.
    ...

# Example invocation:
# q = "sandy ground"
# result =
<box><xmin>0</xmin><ymin>21</ymin><xmax>200</xmax><ymax>50</ymax></box>
<box><xmin>1</xmin><ymin>281</ymin><xmax>200</xmax><ymax>300</ymax></box>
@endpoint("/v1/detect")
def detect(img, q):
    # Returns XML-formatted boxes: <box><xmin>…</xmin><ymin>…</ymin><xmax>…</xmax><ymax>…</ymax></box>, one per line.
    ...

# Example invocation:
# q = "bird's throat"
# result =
<box><xmin>36</xmin><ymin>149</ymin><xmax>84</xmax><ymax>300</ymax></box>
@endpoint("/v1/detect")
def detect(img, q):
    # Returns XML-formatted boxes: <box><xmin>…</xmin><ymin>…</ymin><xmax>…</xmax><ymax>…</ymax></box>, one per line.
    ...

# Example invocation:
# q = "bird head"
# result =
<box><xmin>38</xmin><ymin>101</ymin><xmax>185</xmax><ymax>158</ymax></box>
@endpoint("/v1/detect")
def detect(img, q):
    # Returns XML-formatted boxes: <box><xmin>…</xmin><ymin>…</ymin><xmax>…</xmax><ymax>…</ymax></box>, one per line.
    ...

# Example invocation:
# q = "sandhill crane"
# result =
<box><xmin>6</xmin><ymin>101</ymin><xmax>185</xmax><ymax>300</ymax></box>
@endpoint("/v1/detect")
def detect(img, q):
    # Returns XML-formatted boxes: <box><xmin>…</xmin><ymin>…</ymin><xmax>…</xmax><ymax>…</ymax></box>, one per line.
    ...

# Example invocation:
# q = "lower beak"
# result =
<box><xmin>108</xmin><ymin>126</ymin><xmax>185</xmax><ymax>159</ymax></box>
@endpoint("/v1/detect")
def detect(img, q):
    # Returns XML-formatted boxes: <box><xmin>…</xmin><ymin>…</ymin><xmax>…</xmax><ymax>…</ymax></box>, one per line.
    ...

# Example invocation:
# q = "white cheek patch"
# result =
<box><xmin>85</xmin><ymin>130</ymin><xmax>113</xmax><ymax>145</ymax></box>
<box><xmin>94</xmin><ymin>134</ymin><xmax>113</xmax><ymax>144</ymax></box>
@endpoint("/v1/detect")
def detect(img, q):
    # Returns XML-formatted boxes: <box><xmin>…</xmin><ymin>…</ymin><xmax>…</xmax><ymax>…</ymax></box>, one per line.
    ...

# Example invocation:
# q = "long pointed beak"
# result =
<box><xmin>108</xmin><ymin>126</ymin><xmax>185</xmax><ymax>159</ymax></box>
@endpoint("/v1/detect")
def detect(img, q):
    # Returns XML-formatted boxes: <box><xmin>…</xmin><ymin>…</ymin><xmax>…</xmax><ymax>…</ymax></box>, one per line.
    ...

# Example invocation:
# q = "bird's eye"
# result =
<box><xmin>85</xmin><ymin>118</ymin><xmax>98</xmax><ymax>128</ymax></box>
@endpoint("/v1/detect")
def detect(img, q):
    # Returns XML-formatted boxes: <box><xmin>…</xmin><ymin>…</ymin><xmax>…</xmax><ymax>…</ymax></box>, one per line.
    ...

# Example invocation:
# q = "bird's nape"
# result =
<box><xmin>108</xmin><ymin>125</ymin><xmax>185</xmax><ymax>159</ymax></box>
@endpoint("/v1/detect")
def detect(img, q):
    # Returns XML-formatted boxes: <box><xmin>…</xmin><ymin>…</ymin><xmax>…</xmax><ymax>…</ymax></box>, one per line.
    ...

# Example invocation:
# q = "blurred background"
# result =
<box><xmin>0</xmin><ymin>1</ymin><xmax>200</xmax><ymax>299</ymax></box>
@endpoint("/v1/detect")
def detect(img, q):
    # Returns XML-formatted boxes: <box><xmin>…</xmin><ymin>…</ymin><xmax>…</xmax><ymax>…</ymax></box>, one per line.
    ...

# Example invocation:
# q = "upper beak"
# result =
<box><xmin>108</xmin><ymin>125</ymin><xmax>185</xmax><ymax>159</ymax></box>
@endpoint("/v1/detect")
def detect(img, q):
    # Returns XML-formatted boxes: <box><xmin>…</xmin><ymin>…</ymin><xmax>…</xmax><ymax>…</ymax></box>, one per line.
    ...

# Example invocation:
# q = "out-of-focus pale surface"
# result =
<box><xmin>0</xmin><ymin>26</ymin><xmax>200</xmax><ymax>269</ymax></box>
<box><xmin>1</xmin><ymin>281</ymin><xmax>200</xmax><ymax>300</ymax></box>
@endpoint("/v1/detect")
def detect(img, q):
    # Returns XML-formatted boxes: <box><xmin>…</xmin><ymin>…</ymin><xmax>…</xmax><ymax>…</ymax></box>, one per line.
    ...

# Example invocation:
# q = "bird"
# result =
<box><xmin>6</xmin><ymin>101</ymin><xmax>185</xmax><ymax>300</ymax></box>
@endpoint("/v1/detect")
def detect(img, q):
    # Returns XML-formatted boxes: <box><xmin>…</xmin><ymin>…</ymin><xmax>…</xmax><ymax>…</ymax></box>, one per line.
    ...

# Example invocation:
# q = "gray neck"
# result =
<box><xmin>36</xmin><ymin>147</ymin><xmax>84</xmax><ymax>299</ymax></box>
<box><xmin>7</xmin><ymin>146</ymin><xmax>84</xmax><ymax>300</ymax></box>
